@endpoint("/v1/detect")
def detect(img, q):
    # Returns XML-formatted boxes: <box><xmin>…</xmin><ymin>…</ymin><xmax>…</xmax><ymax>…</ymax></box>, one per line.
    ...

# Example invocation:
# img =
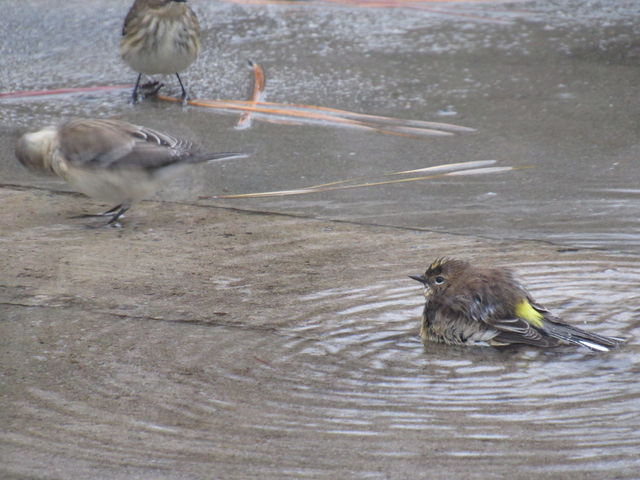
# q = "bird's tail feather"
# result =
<box><xmin>544</xmin><ymin>319</ymin><xmax>622</xmax><ymax>352</ymax></box>
<box><xmin>190</xmin><ymin>152</ymin><xmax>249</xmax><ymax>164</ymax></box>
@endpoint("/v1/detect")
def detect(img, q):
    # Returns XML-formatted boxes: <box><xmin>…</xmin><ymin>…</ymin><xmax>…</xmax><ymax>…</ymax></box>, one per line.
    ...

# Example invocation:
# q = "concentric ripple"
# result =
<box><xmin>2</xmin><ymin>254</ymin><xmax>640</xmax><ymax>478</ymax></box>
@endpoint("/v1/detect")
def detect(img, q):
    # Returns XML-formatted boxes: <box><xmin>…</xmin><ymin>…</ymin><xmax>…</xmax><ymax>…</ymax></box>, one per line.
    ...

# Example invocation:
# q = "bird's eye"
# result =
<box><xmin>434</xmin><ymin>276</ymin><xmax>445</xmax><ymax>285</ymax></box>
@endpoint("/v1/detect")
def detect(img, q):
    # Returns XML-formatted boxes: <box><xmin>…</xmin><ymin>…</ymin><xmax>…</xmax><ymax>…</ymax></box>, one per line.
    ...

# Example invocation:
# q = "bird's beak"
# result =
<box><xmin>409</xmin><ymin>275</ymin><xmax>427</xmax><ymax>284</ymax></box>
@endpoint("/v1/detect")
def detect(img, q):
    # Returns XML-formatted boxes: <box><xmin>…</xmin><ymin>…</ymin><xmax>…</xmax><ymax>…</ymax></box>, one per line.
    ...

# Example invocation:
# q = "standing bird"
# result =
<box><xmin>410</xmin><ymin>257</ymin><xmax>622</xmax><ymax>351</ymax></box>
<box><xmin>120</xmin><ymin>0</ymin><xmax>201</xmax><ymax>104</ymax></box>
<box><xmin>15</xmin><ymin>118</ymin><xmax>245</xmax><ymax>226</ymax></box>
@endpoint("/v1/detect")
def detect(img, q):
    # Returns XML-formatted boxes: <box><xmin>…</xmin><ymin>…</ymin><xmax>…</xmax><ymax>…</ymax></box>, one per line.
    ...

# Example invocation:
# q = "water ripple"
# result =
<box><xmin>3</xmin><ymin>254</ymin><xmax>640</xmax><ymax>477</ymax></box>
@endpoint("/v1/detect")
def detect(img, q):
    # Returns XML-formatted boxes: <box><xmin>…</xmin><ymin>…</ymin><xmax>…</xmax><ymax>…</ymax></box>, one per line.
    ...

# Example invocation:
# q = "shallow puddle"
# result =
<box><xmin>2</xmin><ymin>251</ymin><xmax>639</xmax><ymax>478</ymax></box>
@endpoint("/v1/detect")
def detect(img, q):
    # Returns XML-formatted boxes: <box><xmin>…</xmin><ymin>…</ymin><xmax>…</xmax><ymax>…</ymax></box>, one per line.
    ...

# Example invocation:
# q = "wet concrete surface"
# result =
<box><xmin>3</xmin><ymin>0</ymin><xmax>640</xmax><ymax>249</ymax></box>
<box><xmin>2</xmin><ymin>188</ymin><xmax>640</xmax><ymax>479</ymax></box>
<box><xmin>1</xmin><ymin>0</ymin><xmax>640</xmax><ymax>478</ymax></box>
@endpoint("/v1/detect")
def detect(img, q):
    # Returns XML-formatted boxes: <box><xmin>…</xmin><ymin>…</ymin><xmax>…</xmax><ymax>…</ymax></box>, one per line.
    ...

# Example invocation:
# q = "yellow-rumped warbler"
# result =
<box><xmin>410</xmin><ymin>257</ymin><xmax>622</xmax><ymax>351</ymax></box>
<box><xmin>120</xmin><ymin>0</ymin><xmax>201</xmax><ymax>104</ymax></box>
<box><xmin>15</xmin><ymin>118</ymin><xmax>245</xmax><ymax>226</ymax></box>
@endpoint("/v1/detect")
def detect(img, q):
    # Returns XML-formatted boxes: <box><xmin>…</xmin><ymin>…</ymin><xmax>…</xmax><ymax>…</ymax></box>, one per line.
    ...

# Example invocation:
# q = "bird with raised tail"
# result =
<box><xmin>16</xmin><ymin>118</ymin><xmax>245</xmax><ymax>226</ymax></box>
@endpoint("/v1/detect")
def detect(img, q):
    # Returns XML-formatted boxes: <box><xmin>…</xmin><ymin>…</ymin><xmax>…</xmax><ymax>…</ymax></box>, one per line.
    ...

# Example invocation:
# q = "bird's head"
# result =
<box><xmin>409</xmin><ymin>257</ymin><xmax>470</xmax><ymax>297</ymax></box>
<box><xmin>15</xmin><ymin>127</ymin><xmax>58</xmax><ymax>175</ymax></box>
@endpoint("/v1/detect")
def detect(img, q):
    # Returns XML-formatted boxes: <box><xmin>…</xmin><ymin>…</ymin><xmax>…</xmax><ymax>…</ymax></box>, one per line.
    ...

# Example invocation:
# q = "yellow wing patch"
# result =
<box><xmin>514</xmin><ymin>299</ymin><xmax>544</xmax><ymax>328</ymax></box>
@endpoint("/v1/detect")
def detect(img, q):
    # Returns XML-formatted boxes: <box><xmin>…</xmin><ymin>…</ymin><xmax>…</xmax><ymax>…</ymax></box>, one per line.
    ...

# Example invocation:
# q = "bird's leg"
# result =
<box><xmin>106</xmin><ymin>203</ymin><xmax>131</xmax><ymax>227</ymax></box>
<box><xmin>71</xmin><ymin>204</ymin><xmax>127</xmax><ymax>228</ymax></box>
<box><xmin>102</xmin><ymin>204</ymin><xmax>125</xmax><ymax>216</ymax></box>
<box><xmin>131</xmin><ymin>74</ymin><xmax>142</xmax><ymax>104</ymax></box>
<box><xmin>71</xmin><ymin>204</ymin><xmax>124</xmax><ymax>219</ymax></box>
<box><xmin>175</xmin><ymin>73</ymin><xmax>188</xmax><ymax>105</ymax></box>
<box><xmin>73</xmin><ymin>204</ymin><xmax>129</xmax><ymax>229</ymax></box>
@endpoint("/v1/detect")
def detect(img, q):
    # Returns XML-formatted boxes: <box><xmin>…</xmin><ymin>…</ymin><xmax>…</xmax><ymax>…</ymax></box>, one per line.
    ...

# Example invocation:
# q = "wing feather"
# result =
<box><xmin>58</xmin><ymin>119</ymin><xmax>192</xmax><ymax>172</ymax></box>
<box><xmin>457</xmin><ymin>293</ymin><xmax>557</xmax><ymax>347</ymax></box>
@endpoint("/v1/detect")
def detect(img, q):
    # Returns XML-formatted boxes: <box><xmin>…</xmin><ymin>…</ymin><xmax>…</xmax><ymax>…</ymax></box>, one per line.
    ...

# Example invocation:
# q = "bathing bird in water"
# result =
<box><xmin>410</xmin><ymin>257</ymin><xmax>622</xmax><ymax>351</ymax></box>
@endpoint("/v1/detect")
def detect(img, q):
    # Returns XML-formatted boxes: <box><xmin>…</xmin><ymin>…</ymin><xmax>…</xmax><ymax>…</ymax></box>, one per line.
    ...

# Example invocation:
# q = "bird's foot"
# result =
<box><xmin>81</xmin><ymin>220</ymin><xmax>123</xmax><ymax>230</ymax></box>
<box><xmin>71</xmin><ymin>204</ymin><xmax>128</xmax><ymax>227</ymax></box>
<box><xmin>140</xmin><ymin>81</ymin><xmax>164</xmax><ymax>97</ymax></box>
